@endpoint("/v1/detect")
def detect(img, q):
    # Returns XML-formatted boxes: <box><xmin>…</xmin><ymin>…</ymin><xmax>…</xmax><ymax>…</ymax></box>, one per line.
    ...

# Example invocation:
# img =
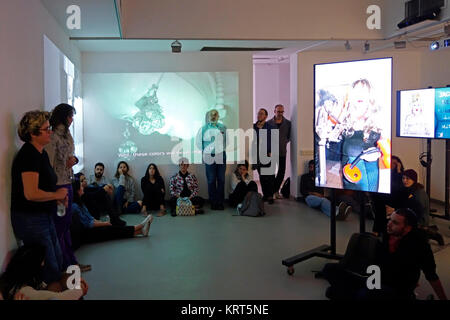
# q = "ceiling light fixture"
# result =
<box><xmin>344</xmin><ymin>40</ymin><xmax>351</xmax><ymax>50</ymax></box>
<box><xmin>364</xmin><ymin>41</ymin><xmax>370</xmax><ymax>52</ymax></box>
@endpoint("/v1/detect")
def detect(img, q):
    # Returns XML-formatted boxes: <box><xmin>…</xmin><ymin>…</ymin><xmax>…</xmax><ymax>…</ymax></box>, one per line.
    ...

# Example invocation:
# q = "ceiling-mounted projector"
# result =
<box><xmin>397</xmin><ymin>0</ymin><xmax>444</xmax><ymax>29</ymax></box>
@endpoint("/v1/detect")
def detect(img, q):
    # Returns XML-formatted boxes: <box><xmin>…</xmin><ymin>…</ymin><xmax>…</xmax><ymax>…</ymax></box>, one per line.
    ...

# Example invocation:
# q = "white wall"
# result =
<box><xmin>296</xmin><ymin>50</ymin><xmax>424</xmax><ymax>197</ymax></box>
<box><xmin>121</xmin><ymin>0</ymin><xmax>384</xmax><ymax>40</ymax></box>
<box><xmin>0</xmin><ymin>0</ymin><xmax>81</xmax><ymax>269</ymax></box>
<box><xmin>420</xmin><ymin>49</ymin><xmax>450</xmax><ymax>202</ymax></box>
<box><xmin>82</xmin><ymin>52</ymin><xmax>253</xmax><ymax>199</ymax></box>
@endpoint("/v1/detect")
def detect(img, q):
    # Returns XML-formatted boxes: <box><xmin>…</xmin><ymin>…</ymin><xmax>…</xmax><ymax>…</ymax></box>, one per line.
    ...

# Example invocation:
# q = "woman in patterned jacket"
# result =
<box><xmin>168</xmin><ymin>158</ymin><xmax>204</xmax><ymax>216</ymax></box>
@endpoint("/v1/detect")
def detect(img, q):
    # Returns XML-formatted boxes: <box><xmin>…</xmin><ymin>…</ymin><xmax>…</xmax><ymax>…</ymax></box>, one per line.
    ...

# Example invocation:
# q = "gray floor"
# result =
<box><xmin>76</xmin><ymin>200</ymin><xmax>450</xmax><ymax>300</ymax></box>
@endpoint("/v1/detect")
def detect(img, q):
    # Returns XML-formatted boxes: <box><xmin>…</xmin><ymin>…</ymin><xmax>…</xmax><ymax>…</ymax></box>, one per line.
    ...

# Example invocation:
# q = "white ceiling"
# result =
<box><xmin>41</xmin><ymin>0</ymin><xmax>447</xmax><ymax>54</ymax></box>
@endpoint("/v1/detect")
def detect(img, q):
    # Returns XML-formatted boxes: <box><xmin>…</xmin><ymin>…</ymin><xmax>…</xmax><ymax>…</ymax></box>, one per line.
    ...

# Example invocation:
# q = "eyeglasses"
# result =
<box><xmin>39</xmin><ymin>126</ymin><xmax>53</xmax><ymax>132</ymax></box>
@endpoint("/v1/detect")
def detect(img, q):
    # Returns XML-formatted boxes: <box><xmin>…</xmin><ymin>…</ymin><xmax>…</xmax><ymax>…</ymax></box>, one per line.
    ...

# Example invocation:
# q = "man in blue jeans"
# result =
<box><xmin>300</xmin><ymin>160</ymin><xmax>351</xmax><ymax>220</ymax></box>
<box><xmin>198</xmin><ymin>109</ymin><xmax>227</xmax><ymax>210</ymax></box>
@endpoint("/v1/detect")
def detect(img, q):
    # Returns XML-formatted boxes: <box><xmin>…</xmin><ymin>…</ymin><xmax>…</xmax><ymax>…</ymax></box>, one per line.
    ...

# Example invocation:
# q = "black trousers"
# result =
<box><xmin>169</xmin><ymin>196</ymin><xmax>205</xmax><ymax>213</ymax></box>
<box><xmin>143</xmin><ymin>188</ymin><xmax>165</xmax><ymax>211</ymax></box>
<box><xmin>83</xmin><ymin>187</ymin><xmax>120</xmax><ymax>222</ymax></box>
<box><xmin>273</xmin><ymin>156</ymin><xmax>287</xmax><ymax>193</ymax></box>
<box><xmin>257</xmin><ymin>166</ymin><xmax>275</xmax><ymax>200</ymax></box>
<box><xmin>71</xmin><ymin>225</ymin><xmax>135</xmax><ymax>251</ymax></box>
<box><xmin>229</xmin><ymin>181</ymin><xmax>256</xmax><ymax>207</ymax></box>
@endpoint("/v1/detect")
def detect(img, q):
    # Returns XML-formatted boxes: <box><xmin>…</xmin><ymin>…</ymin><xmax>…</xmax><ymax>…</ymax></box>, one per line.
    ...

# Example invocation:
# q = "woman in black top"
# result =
<box><xmin>141</xmin><ymin>163</ymin><xmax>166</xmax><ymax>216</ymax></box>
<box><xmin>10</xmin><ymin>111</ymin><xmax>68</xmax><ymax>288</ymax></box>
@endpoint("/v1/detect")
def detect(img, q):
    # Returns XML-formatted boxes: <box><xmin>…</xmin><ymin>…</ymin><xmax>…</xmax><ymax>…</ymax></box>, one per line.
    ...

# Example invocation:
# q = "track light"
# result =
<box><xmin>171</xmin><ymin>40</ymin><xmax>182</xmax><ymax>53</ymax></box>
<box><xmin>344</xmin><ymin>40</ymin><xmax>351</xmax><ymax>50</ymax></box>
<box><xmin>364</xmin><ymin>41</ymin><xmax>370</xmax><ymax>52</ymax></box>
<box><xmin>430</xmin><ymin>41</ymin><xmax>440</xmax><ymax>51</ymax></box>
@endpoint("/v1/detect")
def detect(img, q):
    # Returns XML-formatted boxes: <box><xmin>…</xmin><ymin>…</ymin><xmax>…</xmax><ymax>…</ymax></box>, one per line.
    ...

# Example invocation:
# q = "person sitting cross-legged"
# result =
<box><xmin>300</xmin><ymin>160</ymin><xmax>351</xmax><ymax>220</ymax></box>
<box><xmin>168</xmin><ymin>158</ymin><xmax>205</xmax><ymax>216</ymax></box>
<box><xmin>75</xmin><ymin>172</ymin><xmax>126</xmax><ymax>227</ymax></box>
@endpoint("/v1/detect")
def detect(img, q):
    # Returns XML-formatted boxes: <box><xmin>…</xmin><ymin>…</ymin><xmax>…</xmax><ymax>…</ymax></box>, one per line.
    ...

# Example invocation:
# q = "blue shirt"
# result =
<box><xmin>72</xmin><ymin>203</ymin><xmax>94</xmax><ymax>229</ymax></box>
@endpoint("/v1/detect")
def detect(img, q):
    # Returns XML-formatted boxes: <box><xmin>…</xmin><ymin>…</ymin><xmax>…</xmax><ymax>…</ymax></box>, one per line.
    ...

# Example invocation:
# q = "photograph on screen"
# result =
<box><xmin>435</xmin><ymin>87</ymin><xmax>450</xmax><ymax>139</ymax></box>
<box><xmin>314</xmin><ymin>58</ymin><xmax>392</xmax><ymax>193</ymax></box>
<box><xmin>399</xmin><ymin>89</ymin><xmax>435</xmax><ymax>138</ymax></box>
<box><xmin>83</xmin><ymin>72</ymin><xmax>239</xmax><ymax>171</ymax></box>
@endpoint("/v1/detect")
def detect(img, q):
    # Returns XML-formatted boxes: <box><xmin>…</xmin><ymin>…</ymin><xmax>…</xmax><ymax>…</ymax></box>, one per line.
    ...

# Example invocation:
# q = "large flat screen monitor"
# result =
<box><xmin>314</xmin><ymin>57</ymin><xmax>392</xmax><ymax>193</ymax></box>
<box><xmin>397</xmin><ymin>87</ymin><xmax>450</xmax><ymax>139</ymax></box>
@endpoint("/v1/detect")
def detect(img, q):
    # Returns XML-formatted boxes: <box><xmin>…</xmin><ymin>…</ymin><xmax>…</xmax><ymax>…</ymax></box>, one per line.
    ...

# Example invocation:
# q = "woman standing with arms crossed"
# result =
<box><xmin>45</xmin><ymin>103</ymin><xmax>79</xmax><ymax>269</ymax></box>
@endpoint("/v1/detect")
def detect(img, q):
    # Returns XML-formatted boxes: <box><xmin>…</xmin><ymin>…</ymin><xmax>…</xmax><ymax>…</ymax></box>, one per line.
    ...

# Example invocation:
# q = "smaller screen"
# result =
<box><xmin>397</xmin><ymin>87</ymin><xmax>450</xmax><ymax>139</ymax></box>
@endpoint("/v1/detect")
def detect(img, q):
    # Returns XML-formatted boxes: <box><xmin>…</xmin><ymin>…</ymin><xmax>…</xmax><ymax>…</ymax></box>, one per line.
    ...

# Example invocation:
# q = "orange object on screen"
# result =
<box><xmin>377</xmin><ymin>138</ymin><xmax>391</xmax><ymax>169</ymax></box>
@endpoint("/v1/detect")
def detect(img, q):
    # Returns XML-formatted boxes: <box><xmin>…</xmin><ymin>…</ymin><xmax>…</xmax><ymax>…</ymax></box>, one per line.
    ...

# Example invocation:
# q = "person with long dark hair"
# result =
<box><xmin>141</xmin><ymin>163</ymin><xmax>166</xmax><ymax>217</ymax></box>
<box><xmin>44</xmin><ymin>103</ymin><xmax>79</xmax><ymax>270</ymax></box>
<box><xmin>0</xmin><ymin>245</ymin><xmax>87</xmax><ymax>300</ymax></box>
<box><xmin>70</xmin><ymin>179</ymin><xmax>153</xmax><ymax>251</ymax></box>
<box><xmin>11</xmin><ymin>110</ymin><xmax>68</xmax><ymax>288</ymax></box>
<box><xmin>229</xmin><ymin>161</ymin><xmax>254</xmax><ymax>207</ymax></box>
<box><xmin>111</xmin><ymin>161</ymin><xmax>143</xmax><ymax>214</ymax></box>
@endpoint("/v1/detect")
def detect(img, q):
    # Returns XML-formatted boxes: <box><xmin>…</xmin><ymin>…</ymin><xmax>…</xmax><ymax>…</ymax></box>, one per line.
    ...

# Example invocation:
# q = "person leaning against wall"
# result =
<box><xmin>10</xmin><ymin>110</ymin><xmax>78</xmax><ymax>291</ymax></box>
<box><xmin>44</xmin><ymin>103</ymin><xmax>79</xmax><ymax>271</ymax></box>
<box><xmin>267</xmin><ymin>104</ymin><xmax>291</xmax><ymax>199</ymax></box>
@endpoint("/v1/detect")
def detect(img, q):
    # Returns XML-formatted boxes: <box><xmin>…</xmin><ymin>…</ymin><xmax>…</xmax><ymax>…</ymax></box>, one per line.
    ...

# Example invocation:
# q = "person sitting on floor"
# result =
<box><xmin>387</xmin><ymin>169</ymin><xmax>444</xmax><ymax>245</ymax></box>
<box><xmin>168</xmin><ymin>158</ymin><xmax>204</xmax><ymax>216</ymax></box>
<box><xmin>236</xmin><ymin>181</ymin><xmax>265</xmax><ymax>217</ymax></box>
<box><xmin>300</xmin><ymin>160</ymin><xmax>351</xmax><ymax>220</ymax></box>
<box><xmin>111</xmin><ymin>161</ymin><xmax>143</xmax><ymax>214</ymax></box>
<box><xmin>229</xmin><ymin>161</ymin><xmax>254</xmax><ymax>207</ymax></box>
<box><xmin>75</xmin><ymin>172</ymin><xmax>126</xmax><ymax>227</ymax></box>
<box><xmin>70</xmin><ymin>178</ymin><xmax>153</xmax><ymax>251</ymax></box>
<box><xmin>0</xmin><ymin>245</ymin><xmax>88</xmax><ymax>300</ymax></box>
<box><xmin>141</xmin><ymin>163</ymin><xmax>167</xmax><ymax>217</ymax></box>
<box><xmin>324</xmin><ymin>208</ymin><xmax>447</xmax><ymax>300</ymax></box>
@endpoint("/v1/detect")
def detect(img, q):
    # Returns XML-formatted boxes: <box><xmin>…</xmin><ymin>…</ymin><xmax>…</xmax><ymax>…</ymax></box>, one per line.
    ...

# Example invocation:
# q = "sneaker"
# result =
<box><xmin>336</xmin><ymin>203</ymin><xmax>351</xmax><ymax>221</ymax></box>
<box><xmin>336</xmin><ymin>202</ymin><xmax>346</xmax><ymax>219</ymax></box>
<box><xmin>142</xmin><ymin>214</ymin><xmax>154</xmax><ymax>237</ymax></box>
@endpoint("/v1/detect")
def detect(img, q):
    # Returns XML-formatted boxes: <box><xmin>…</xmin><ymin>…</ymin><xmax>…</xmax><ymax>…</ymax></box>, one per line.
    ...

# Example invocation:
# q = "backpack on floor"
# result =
<box><xmin>281</xmin><ymin>177</ymin><xmax>290</xmax><ymax>198</ymax></box>
<box><xmin>176</xmin><ymin>197</ymin><xmax>195</xmax><ymax>216</ymax></box>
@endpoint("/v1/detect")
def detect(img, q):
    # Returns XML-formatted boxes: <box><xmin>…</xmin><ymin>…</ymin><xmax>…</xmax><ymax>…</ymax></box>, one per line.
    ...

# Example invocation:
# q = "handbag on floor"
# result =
<box><xmin>176</xmin><ymin>197</ymin><xmax>196</xmax><ymax>216</ymax></box>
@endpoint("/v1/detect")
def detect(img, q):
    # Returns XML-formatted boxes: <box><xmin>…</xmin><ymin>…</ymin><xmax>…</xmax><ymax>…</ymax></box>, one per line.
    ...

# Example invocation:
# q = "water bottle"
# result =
<box><xmin>57</xmin><ymin>203</ymin><xmax>66</xmax><ymax>217</ymax></box>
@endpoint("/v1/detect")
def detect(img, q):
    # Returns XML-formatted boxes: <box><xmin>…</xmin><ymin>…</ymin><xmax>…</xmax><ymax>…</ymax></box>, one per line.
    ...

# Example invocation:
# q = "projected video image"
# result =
<box><xmin>398</xmin><ymin>87</ymin><xmax>450</xmax><ymax>139</ymax></box>
<box><xmin>83</xmin><ymin>72</ymin><xmax>239</xmax><ymax>167</ymax></box>
<box><xmin>314</xmin><ymin>58</ymin><xmax>392</xmax><ymax>193</ymax></box>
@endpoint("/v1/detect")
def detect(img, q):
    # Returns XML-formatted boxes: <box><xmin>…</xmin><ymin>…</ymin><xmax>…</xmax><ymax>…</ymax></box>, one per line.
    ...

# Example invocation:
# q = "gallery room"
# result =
<box><xmin>0</xmin><ymin>0</ymin><xmax>449</xmax><ymax>301</ymax></box>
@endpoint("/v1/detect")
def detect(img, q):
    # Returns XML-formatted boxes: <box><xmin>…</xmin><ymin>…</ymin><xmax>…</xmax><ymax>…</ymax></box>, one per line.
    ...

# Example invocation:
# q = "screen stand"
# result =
<box><xmin>429</xmin><ymin>139</ymin><xmax>450</xmax><ymax>221</ymax></box>
<box><xmin>282</xmin><ymin>188</ymin><xmax>343</xmax><ymax>276</ymax></box>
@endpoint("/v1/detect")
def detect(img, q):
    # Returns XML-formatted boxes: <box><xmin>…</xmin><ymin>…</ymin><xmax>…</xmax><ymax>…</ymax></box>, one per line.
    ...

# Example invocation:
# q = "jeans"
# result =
<box><xmin>305</xmin><ymin>195</ymin><xmax>331</xmax><ymax>217</ymax></box>
<box><xmin>257</xmin><ymin>166</ymin><xmax>275</xmax><ymax>199</ymax></box>
<box><xmin>11</xmin><ymin>212</ymin><xmax>63</xmax><ymax>284</ymax></box>
<box><xmin>114</xmin><ymin>185</ymin><xmax>141</xmax><ymax>214</ymax></box>
<box><xmin>205</xmin><ymin>162</ymin><xmax>226</xmax><ymax>206</ymax></box>
<box><xmin>274</xmin><ymin>156</ymin><xmax>287</xmax><ymax>193</ymax></box>
<box><xmin>53</xmin><ymin>184</ymin><xmax>78</xmax><ymax>269</ymax></box>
